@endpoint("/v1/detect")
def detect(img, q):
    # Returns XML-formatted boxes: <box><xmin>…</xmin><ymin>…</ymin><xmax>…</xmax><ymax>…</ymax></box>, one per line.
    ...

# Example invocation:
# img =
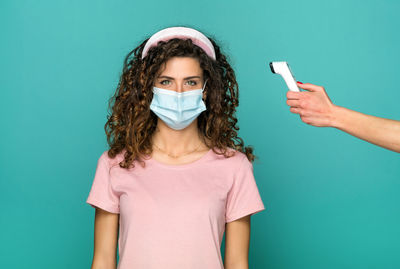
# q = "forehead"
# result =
<box><xmin>157</xmin><ymin>57</ymin><xmax>202</xmax><ymax>78</ymax></box>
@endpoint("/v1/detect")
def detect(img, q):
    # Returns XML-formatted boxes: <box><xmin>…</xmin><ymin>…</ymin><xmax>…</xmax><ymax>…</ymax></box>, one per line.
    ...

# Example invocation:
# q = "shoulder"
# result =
<box><xmin>213</xmin><ymin>146</ymin><xmax>250</xmax><ymax>166</ymax></box>
<box><xmin>98</xmin><ymin>150</ymin><xmax>126</xmax><ymax>169</ymax></box>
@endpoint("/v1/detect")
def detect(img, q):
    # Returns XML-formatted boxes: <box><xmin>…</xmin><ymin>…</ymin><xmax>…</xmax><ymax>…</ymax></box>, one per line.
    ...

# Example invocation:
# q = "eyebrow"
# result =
<box><xmin>157</xmin><ymin>75</ymin><xmax>201</xmax><ymax>80</ymax></box>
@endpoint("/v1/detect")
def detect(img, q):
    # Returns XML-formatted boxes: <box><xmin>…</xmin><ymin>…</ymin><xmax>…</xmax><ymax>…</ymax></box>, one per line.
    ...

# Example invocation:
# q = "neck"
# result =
<box><xmin>151</xmin><ymin>119</ymin><xmax>208</xmax><ymax>155</ymax></box>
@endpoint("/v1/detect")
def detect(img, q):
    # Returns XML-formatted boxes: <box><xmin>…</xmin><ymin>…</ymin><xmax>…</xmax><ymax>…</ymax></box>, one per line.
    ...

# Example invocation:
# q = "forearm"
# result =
<box><xmin>90</xmin><ymin>256</ymin><xmax>117</xmax><ymax>269</ymax></box>
<box><xmin>224</xmin><ymin>261</ymin><xmax>248</xmax><ymax>269</ymax></box>
<box><xmin>331</xmin><ymin>105</ymin><xmax>400</xmax><ymax>152</ymax></box>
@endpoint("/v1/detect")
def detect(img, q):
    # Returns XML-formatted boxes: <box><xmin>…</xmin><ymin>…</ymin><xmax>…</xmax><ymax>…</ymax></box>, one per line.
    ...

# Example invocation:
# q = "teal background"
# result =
<box><xmin>1</xmin><ymin>0</ymin><xmax>400</xmax><ymax>268</ymax></box>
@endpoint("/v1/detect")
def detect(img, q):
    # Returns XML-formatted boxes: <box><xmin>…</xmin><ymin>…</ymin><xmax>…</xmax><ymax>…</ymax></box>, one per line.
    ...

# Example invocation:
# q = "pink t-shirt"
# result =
<box><xmin>86</xmin><ymin>147</ymin><xmax>265</xmax><ymax>269</ymax></box>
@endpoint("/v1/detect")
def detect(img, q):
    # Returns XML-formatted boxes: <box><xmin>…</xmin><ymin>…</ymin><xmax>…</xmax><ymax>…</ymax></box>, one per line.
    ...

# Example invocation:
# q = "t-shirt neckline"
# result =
<box><xmin>146</xmin><ymin>148</ymin><xmax>214</xmax><ymax>169</ymax></box>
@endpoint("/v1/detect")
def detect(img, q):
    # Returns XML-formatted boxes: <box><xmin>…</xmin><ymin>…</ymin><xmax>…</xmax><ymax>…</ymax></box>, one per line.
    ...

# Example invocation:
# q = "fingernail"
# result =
<box><xmin>297</xmin><ymin>81</ymin><xmax>303</xmax><ymax>84</ymax></box>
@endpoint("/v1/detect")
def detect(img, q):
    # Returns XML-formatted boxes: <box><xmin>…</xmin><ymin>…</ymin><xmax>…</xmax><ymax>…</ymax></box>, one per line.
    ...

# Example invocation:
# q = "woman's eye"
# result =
<box><xmin>160</xmin><ymin>80</ymin><xmax>170</xmax><ymax>85</ymax></box>
<box><xmin>186</xmin><ymin>80</ymin><xmax>197</xmax><ymax>86</ymax></box>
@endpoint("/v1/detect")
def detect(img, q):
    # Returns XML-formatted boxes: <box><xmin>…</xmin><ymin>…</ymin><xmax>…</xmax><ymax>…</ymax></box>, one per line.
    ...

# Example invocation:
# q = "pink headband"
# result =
<box><xmin>141</xmin><ymin>27</ymin><xmax>216</xmax><ymax>60</ymax></box>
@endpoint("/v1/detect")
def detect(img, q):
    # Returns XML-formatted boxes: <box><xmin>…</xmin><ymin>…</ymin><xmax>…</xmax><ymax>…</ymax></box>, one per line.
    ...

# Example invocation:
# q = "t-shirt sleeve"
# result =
<box><xmin>225</xmin><ymin>155</ymin><xmax>265</xmax><ymax>223</ymax></box>
<box><xmin>86</xmin><ymin>152</ymin><xmax>120</xmax><ymax>214</ymax></box>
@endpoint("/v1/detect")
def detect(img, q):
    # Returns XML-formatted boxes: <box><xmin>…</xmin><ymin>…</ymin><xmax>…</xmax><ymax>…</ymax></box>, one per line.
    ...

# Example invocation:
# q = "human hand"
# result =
<box><xmin>286</xmin><ymin>82</ymin><xmax>337</xmax><ymax>127</ymax></box>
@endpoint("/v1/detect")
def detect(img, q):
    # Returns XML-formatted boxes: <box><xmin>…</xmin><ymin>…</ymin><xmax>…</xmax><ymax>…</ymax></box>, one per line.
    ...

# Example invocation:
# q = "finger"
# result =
<box><xmin>297</xmin><ymin>82</ymin><xmax>324</xmax><ymax>92</ymax></box>
<box><xmin>286</xmin><ymin>90</ymin><xmax>301</xmax><ymax>100</ymax></box>
<box><xmin>289</xmin><ymin>107</ymin><xmax>300</xmax><ymax>114</ymax></box>
<box><xmin>290</xmin><ymin>107</ymin><xmax>310</xmax><ymax>116</ymax></box>
<box><xmin>287</xmin><ymin>99</ymin><xmax>300</xmax><ymax>107</ymax></box>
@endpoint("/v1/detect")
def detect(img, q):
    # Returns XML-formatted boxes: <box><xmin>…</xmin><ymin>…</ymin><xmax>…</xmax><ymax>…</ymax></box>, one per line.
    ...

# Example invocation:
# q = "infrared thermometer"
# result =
<box><xmin>269</xmin><ymin>61</ymin><xmax>300</xmax><ymax>92</ymax></box>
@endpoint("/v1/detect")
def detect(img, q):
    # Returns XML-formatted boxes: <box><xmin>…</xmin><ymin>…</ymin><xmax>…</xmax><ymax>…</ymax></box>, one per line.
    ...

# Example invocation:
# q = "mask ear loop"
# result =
<box><xmin>202</xmin><ymin>79</ymin><xmax>208</xmax><ymax>101</ymax></box>
<box><xmin>202</xmin><ymin>79</ymin><xmax>208</xmax><ymax>92</ymax></box>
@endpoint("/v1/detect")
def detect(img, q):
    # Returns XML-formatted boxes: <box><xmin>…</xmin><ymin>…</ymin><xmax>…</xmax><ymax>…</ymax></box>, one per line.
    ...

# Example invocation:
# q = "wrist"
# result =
<box><xmin>329</xmin><ymin>104</ymin><xmax>346</xmax><ymax>129</ymax></box>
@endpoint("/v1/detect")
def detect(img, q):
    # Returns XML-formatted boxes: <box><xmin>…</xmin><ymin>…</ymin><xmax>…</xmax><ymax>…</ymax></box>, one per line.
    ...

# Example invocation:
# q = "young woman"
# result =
<box><xmin>86</xmin><ymin>26</ymin><xmax>265</xmax><ymax>269</ymax></box>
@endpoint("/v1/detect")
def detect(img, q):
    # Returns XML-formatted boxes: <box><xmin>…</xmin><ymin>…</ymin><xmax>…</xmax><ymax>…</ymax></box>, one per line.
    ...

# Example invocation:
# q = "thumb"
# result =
<box><xmin>297</xmin><ymin>82</ymin><xmax>323</xmax><ymax>92</ymax></box>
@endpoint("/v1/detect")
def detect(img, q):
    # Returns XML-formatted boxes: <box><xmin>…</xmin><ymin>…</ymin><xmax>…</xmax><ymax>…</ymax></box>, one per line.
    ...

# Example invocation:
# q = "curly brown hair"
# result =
<box><xmin>104</xmin><ymin>28</ymin><xmax>257</xmax><ymax>169</ymax></box>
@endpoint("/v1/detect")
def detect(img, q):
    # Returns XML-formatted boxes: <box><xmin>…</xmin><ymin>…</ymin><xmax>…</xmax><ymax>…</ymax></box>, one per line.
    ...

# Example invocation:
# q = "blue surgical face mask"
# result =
<box><xmin>150</xmin><ymin>80</ymin><xmax>208</xmax><ymax>130</ymax></box>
